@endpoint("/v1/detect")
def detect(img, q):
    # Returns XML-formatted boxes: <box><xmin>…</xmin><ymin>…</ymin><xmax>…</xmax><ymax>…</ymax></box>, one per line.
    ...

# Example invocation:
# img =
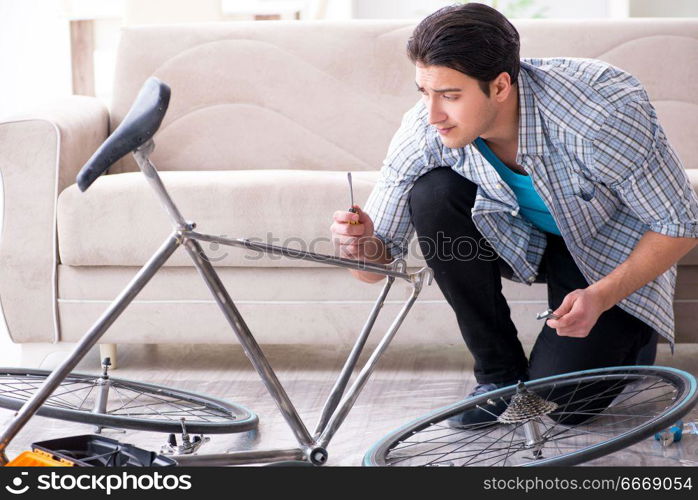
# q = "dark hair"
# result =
<box><xmin>407</xmin><ymin>3</ymin><xmax>520</xmax><ymax>96</ymax></box>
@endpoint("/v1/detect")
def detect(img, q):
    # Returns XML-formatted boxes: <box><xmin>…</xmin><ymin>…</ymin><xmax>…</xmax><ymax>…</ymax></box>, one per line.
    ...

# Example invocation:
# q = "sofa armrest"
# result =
<box><xmin>0</xmin><ymin>96</ymin><xmax>109</xmax><ymax>343</ymax></box>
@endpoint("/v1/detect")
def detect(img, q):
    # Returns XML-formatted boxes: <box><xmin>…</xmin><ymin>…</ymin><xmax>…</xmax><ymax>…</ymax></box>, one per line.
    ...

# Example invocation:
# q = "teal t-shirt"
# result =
<box><xmin>474</xmin><ymin>137</ymin><xmax>561</xmax><ymax>236</ymax></box>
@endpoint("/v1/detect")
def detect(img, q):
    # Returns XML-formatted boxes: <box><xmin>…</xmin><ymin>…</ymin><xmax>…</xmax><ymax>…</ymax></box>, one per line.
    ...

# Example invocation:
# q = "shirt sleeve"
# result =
<box><xmin>592</xmin><ymin>99</ymin><xmax>698</xmax><ymax>238</ymax></box>
<box><xmin>363</xmin><ymin>101</ymin><xmax>441</xmax><ymax>259</ymax></box>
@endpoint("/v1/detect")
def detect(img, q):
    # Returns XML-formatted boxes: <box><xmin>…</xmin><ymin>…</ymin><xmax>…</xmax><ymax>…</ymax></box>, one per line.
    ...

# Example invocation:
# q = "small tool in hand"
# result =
<box><xmin>536</xmin><ymin>308</ymin><xmax>559</xmax><ymax>321</ymax></box>
<box><xmin>347</xmin><ymin>172</ymin><xmax>359</xmax><ymax>225</ymax></box>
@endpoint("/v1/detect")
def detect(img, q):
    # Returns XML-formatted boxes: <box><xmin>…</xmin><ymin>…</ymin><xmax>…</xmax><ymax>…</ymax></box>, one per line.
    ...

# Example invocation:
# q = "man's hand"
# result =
<box><xmin>330</xmin><ymin>205</ymin><xmax>392</xmax><ymax>283</ymax></box>
<box><xmin>330</xmin><ymin>205</ymin><xmax>376</xmax><ymax>260</ymax></box>
<box><xmin>546</xmin><ymin>231</ymin><xmax>697</xmax><ymax>338</ymax></box>
<box><xmin>545</xmin><ymin>287</ymin><xmax>609</xmax><ymax>338</ymax></box>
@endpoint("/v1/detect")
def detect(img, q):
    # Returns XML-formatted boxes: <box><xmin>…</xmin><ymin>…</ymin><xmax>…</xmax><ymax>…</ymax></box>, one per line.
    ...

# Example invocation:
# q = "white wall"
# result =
<box><xmin>353</xmin><ymin>0</ymin><xmax>698</xmax><ymax>20</ymax></box>
<box><xmin>124</xmin><ymin>0</ymin><xmax>223</xmax><ymax>24</ymax></box>
<box><xmin>353</xmin><ymin>0</ymin><xmax>614</xmax><ymax>19</ymax></box>
<box><xmin>0</xmin><ymin>0</ymin><xmax>72</xmax><ymax>119</ymax></box>
<box><xmin>630</xmin><ymin>0</ymin><xmax>698</xmax><ymax>17</ymax></box>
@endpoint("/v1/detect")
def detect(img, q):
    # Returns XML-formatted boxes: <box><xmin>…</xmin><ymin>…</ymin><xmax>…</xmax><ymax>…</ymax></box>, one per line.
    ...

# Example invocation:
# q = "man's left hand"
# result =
<box><xmin>545</xmin><ymin>287</ymin><xmax>610</xmax><ymax>338</ymax></box>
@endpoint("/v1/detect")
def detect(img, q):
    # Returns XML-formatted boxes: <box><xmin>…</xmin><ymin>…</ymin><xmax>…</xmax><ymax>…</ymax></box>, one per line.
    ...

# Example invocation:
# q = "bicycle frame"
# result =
<box><xmin>0</xmin><ymin>140</ymin><xmax>433</xmax><ymax>466</ymax></box>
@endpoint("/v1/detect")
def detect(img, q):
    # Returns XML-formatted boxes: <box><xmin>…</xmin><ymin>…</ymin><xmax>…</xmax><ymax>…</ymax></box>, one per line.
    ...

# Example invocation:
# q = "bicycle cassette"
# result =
<box><xmin>498</xmin><ymin>382</ymin><xmax>558</xmax><ymax>424</ymax></box>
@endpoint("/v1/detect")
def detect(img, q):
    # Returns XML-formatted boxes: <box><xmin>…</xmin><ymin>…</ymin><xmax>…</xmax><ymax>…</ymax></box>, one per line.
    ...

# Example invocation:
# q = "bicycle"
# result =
<box><xmin>0</xmin><ymin>77</ymin><xmax>433</xmax><ymax>466</ymax></box>
<box><xmin>0</xmin><ymin>77</ymin><xmax>695</xmax><ymax>467</ymax></box>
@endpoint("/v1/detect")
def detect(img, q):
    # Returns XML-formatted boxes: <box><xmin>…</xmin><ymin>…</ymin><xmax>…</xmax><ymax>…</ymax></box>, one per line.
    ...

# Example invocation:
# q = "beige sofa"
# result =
<box><xmin>1</xmin><ymin>19</ymin><xmax>697</xmax><ymax>368</ymax></box>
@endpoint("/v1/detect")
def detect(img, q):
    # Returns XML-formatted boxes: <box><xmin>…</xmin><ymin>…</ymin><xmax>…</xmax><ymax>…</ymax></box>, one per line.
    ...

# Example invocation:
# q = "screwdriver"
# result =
<box><xmin>536</xmin><ymin>308</ymin><xmax>559</xmax><ymax>321</ymax></box>
<box><xmin>347</xmin><ymin>172</ymin><xmax>359</xmax><ymax>225</ymax></box>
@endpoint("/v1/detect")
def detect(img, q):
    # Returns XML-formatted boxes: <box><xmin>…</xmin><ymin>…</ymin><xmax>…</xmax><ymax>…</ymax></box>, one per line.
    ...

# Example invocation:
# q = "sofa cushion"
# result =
<box><xmin>57</xmin><ymin>168</ymin><xmax>698</xmax><ymax>268</ymax></box>
<box><xmin>56</xmin><ymin>169</ymin><xmax>423</xmax><ymax>268</ymax></box>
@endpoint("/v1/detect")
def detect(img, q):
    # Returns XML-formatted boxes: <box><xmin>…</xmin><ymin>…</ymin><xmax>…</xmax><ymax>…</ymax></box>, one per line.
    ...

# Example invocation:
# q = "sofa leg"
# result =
<box><xmin>99</xmin><ymin>344</ymin><xmax>117</xmax><ymax>369</ymax></box>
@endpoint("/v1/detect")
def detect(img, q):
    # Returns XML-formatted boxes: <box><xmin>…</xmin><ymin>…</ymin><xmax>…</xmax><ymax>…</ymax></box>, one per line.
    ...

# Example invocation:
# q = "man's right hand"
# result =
<box><xmin>331</xmin><ymin>206</ymin><xmax>391</xmax><ymax>283</ymax></box>
<box><xmin>331</xmin><ymin>205</ymin><xmax>375</xmax><ymax>260</ymax></box>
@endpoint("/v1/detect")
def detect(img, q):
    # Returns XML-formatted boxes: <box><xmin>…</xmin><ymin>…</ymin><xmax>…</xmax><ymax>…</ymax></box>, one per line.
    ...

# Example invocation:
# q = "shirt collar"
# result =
<box><xmin>516</xmin><ymin>63</ymin><xmax>549</xmax><ymax>160</ymax></box>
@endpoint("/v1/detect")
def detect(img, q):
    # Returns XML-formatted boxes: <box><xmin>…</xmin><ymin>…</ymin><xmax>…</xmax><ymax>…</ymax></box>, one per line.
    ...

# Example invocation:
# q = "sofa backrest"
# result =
<box><xmin>109</xmin><ymin>18</ymin><xmax>698</xmax><ymax>175</ymax></box>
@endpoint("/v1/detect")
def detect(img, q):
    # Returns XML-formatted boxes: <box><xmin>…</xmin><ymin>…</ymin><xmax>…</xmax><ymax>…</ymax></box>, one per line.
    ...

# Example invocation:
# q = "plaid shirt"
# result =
<box><xmin>364</xmin><ymin>57</ymin><xmax>698</xmax><ymax>348</ymax></box>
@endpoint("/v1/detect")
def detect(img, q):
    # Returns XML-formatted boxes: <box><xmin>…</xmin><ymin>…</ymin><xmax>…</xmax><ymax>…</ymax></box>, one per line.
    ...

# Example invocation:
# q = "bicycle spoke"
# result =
<box><xmin>391</xmin><ymin>424</ymin><xmax>516</xmax><ymax>464</ymax></box>
<box><xmin>107</xmin><ymin>384</ymin><xmax>228</xmax><ymax>420</ymax></box>
<box><xmin>543</xmin><ymin>384</ymin><xmax>678</xmax><ymax>439</ymax></box>
<box><xmin>502</xmin><ymin>423</ymin><xmax>518</xmax><ymax>466</ymax></box>
<box><xmin>0</xmin><ymin>371</ymin><xmax>253</xmax><ymax>434</ymax></box>
<box><xmin>461</xmin><ymin>423</ymin><xmax>525</xmax><ymax>466</ymax></box>
<box><xmin>392</xmin><ymin>438</ymin><xmax>527</xmax><ymax>466</ymax></box>
<box><xmin>0</xmin><ymin>378</ymin><xmax>91</xmax><ymax>410</ymax></box>
<box><xmin>393</xmin><ymin>423</ymin><xmax>511</xmax><ymax>464</ymax></box>
<box><xmin>75</xmin><ymin>384</ymin><xmax>97</xmax><ymax>411</ymax></box>
<box><xmin>540</xmin><ymin>377</ymin><xmax>640</xmax><ymax>436</ymax></box>
<box><xmin>459</xmin><ymin>442</ymin><xmax>528</xmax><ymax>466</ymax></box>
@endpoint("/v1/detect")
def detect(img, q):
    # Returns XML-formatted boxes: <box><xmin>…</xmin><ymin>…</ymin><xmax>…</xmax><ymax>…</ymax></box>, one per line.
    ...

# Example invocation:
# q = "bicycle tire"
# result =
<box><xmin>0</xmin><ymin>368</ymin><xmax>258</xmax><ymax>434</ymax></box>
<box><xmin>364</xmin><ymin>366</ymin><xmax>698</xmax><ymax>466</ymax></box>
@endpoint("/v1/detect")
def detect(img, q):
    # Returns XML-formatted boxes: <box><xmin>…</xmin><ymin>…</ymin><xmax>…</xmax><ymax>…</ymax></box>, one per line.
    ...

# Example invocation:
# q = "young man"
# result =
<box><xmin>330</xmin><ymin>3</ymin><xmax>698</xmax><ymax>425</ymax></box>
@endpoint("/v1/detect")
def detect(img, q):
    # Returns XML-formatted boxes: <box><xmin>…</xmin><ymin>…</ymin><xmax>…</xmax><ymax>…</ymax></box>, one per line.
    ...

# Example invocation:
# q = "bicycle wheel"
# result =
<box><xmin>364</xmin><ymin>366</ymin><xmax>698</xmax><ymax>466</ymax></box>
<box><xmin>0</xmin><ymin>368</ymin><xmax>258</xmax><ymax>434</ymax></box>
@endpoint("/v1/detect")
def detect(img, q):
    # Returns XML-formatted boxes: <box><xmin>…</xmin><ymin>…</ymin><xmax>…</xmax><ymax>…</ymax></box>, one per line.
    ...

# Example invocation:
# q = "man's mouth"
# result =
<box><xmin>437</xmin><ymin>126</ymin><xmax>455</xmax><ymax>136</ymax></box>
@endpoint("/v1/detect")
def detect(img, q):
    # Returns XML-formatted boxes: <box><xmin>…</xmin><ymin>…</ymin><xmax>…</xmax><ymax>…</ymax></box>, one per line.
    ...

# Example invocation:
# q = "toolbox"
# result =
<box><xmin>30</xmin><ymin>434</ymin><xmax>176</xmax><ymax>467</ymax></box>
<box><xmin>6</xmin><ymin>449</ymin><xmax>74</xmax><ymax>467</ymax></box>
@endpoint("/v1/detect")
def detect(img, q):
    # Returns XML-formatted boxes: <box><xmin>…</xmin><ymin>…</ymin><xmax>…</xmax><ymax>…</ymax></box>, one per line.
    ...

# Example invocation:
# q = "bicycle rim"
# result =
<box><xmin>364</xmin><ymin>366</ymin><xmax>698</xmax><ymax>466</ymax></box>
<box><xmin>0</xmin><ymin>368</ymin><xmax>258</xmax><ymax>434</ymax></box>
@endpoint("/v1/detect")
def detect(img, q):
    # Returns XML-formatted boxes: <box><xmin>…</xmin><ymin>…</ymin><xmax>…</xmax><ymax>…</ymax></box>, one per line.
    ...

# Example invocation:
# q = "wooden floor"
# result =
<box><xmin>1</xmin><ymin>343</ymin><xmax>697</xmax><ymax>466</ymax></box>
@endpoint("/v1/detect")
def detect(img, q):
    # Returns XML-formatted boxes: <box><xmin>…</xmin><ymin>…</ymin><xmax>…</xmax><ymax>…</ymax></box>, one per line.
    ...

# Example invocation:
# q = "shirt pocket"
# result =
<box><xmin>560</xmin><ymin>168</ymin><xmax>617</xmax><ymax>238</ymax></box>
<box><xmin>561</xmin><ymin>162</ymin><xmax>596</xmax><ymax>202</ymax></box>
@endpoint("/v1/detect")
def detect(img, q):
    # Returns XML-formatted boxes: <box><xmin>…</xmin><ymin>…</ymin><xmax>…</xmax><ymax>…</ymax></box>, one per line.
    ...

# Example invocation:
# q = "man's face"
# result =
<box><xmin>415</xmin><ymin>63</ymin><xmax>497</xmax><ymax>149</ymax></box>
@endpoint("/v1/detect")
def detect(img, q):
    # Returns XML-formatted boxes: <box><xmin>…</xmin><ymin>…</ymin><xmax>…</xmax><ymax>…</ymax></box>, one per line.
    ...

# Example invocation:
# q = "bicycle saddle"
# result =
<box><xmin>76</xmin><ymin>77</ymin><xmax>171</xmax><ymax>192</ymax></box>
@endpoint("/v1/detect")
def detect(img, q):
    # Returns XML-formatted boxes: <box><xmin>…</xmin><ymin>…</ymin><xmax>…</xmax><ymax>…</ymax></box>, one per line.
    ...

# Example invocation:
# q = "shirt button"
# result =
<box><xmin>510</xmin><ymin>207</ymin><xmax>519</xmax><ymax>216</ymax></box>
<box><xmin>527</xmin><ymin>276</ymin><xmax>536</xmax><ymax>282</ymax></box>
<box><xmin>495</xmin><ymin>183</ymin><xmax>502</xmax><ymax>189</ymax></box>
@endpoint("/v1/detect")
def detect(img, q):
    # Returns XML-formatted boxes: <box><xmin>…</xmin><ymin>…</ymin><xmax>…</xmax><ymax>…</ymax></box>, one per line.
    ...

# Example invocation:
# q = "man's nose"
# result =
<box><xmin>427</xmin><ymin>101</ymin><xmax>446</xmax><ymax>125</ymax></box>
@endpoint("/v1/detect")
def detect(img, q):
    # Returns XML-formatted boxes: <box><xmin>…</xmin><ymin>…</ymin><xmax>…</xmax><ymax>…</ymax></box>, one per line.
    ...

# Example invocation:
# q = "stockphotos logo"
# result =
<box><xmin>3</xmin><ymin>471</ymin><xmax>192</xmax><ymax>496</ymax></box>
<box><xmin>5</xmin><ymin>471</ymin><xmax>29</xmax><ymax>495</ymax></box>
<box><xmin>37</xmin><ymin>471</ymin><xmax>192</xmax><ymax>494</ymax></box>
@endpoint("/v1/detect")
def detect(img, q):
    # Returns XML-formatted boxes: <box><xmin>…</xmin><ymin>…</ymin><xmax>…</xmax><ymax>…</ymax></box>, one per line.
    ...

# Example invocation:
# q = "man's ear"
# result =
<box><xmin>492</xmin><ymin>72</ymin><xmax>512</xmax><ymax>101</ymax></box>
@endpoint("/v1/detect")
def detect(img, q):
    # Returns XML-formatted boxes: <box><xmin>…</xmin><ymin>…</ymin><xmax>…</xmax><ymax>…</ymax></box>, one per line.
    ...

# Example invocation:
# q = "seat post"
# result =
<box><xmin>133</xmin><ymin>140</ymin><xmax>191</xmax><ymax>230</ymax></box>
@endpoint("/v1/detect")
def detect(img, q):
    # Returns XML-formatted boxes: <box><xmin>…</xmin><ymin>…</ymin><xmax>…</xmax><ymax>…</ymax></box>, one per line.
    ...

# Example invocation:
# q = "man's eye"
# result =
<box><xmin>442</xmin><ymin>95</ymin><xmax>458</xmax><ymax>101</ymax></box>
